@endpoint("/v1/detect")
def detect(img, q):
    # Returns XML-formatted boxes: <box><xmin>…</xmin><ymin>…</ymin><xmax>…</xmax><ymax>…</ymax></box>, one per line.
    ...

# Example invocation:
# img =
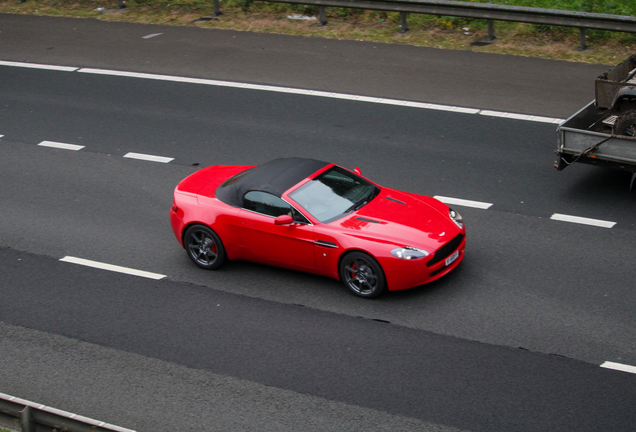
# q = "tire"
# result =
<box><xmin>614</xmin><ymin>110</ymin><xmax>636</xmax><ymax>137</ymax></box>
<box><xmin>339</xmin><ymin>252</ymin><xmax>386</xmax><ymax>298</ymax></box>
<box><xmin>183</xmin><ymin>225</ymin><xmax>226</xmax><ymax>270</ymax></box>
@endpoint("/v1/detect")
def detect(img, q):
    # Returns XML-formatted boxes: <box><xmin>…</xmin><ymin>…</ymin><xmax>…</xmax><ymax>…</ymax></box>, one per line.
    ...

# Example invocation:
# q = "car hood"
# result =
<box><xmin>334</xmin><ymin>189</ymin><xmax>460</xmax><ymax>251</ymax></box>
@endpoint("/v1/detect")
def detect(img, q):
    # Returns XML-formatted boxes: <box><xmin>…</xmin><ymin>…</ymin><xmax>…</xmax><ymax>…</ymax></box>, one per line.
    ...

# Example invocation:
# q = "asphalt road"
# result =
<box><xmin>1</xmin><ymin>247</ymin><xmax>635</xmax><ymax>432</ymax></box>
<box><xmin>0</xmin><ymin>13</ymin><xmax>609</xmax><ymax>118</ymax></box>
<box><xmin>1</xmin><ymin>12</ymin><xmax>636</xmax><ymax>432</ymax></box>
<box><xmin>2</xmin><ymin>65</ymin><xmax>635</xmax><ymax>226</ymax></box>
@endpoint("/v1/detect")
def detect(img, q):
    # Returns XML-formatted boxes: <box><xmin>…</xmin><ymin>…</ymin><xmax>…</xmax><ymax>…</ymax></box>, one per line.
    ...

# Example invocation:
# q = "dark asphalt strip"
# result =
<box><xmin>1</xmin><ymin>247</ymin><xmax>634</xmax><ymax>432</ymax></box>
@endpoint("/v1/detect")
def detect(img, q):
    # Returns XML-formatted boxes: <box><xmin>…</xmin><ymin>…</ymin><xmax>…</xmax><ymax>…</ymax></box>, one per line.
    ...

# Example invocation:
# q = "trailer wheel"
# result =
<box><xmin>614</xmin><ymin>111</ymin><xmax>636</xmax><ymax>137</ymax></box>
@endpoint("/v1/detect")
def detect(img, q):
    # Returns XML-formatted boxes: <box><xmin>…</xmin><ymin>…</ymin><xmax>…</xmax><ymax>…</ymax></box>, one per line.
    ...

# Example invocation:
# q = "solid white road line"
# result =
<box><xmin>0</xmin><ymin>392</ymin><xmax>137</xmax><ymax>432</ymax></box>
<box><xmin>434</xmin><ymin>195</ymin><xmax>493</xmax><ymax>209</ymax></box>
<box><xmin>123</xmin><ymin>152</ymin><xmax>174</xmax><ymax>163</ymax></box>
<box><xmin>75</xmin><ymin>66</ymin><xmax>562</xmax><ymax>122</ymax></box>
<box><xmin>0</xmin><ymin>60</ymin><xmax>565</xmax><ymax>124</ymax></box>
<box><xmin>479</xmin><ymin>110</ymin><xmax>564</xmax><ymax>124</ymax></box>
<box><xmin>38</xmin><ymin>141</ymin><xmax>85</xmax><ymax>151</ymax></box>
<box><xmin>79</xmin><ymin>68</ymin><xmax>205</xmax><ymax>83</ymax></box>
<box><xmin>601</xmin><ymin>361</ymin><xmax>636</xmax><ymax>375</ymax></box>
<box><xmin>0</xmin><ymin>60</ymin><xmax>78</xmax><ymax>71</ymax></box>
<box><xmin>550</xmin><ymin>213</ymin><xmax>616</xmax><ymax>228</ymax></box>
<box><xmin>60</xmin><ymin>256</ymin><xmax>166</xmax><ymax>280</ymax></box>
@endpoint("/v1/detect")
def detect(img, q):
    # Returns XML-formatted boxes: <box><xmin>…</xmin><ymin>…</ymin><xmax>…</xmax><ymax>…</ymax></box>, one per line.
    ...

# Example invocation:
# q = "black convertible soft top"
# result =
<box><xmin>215</xmin><ymin>157</ymin><xmax>330</xmax><ymax>207</ymax></box>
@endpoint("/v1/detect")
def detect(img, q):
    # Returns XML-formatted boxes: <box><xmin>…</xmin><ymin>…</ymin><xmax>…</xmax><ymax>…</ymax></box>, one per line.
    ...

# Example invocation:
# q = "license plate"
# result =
<box><xmin>445</xmin><ymin>250</ymin><xmax>459</xmax><ymax>266</ymax></box>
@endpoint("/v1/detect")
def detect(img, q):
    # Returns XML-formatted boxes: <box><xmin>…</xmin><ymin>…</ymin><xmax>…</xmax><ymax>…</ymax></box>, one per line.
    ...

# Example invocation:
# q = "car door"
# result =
<box><xmin>237</xmin><ymin>191</ymin><xmax>316</xmax><ymax>270</ymax></box>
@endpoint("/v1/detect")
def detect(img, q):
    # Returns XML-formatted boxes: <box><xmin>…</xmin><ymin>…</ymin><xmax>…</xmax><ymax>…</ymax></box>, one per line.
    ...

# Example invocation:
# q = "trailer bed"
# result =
<box><xmin>555</xmin><ymin>101</ymin><xmax>636</xmax><ymax>171</ymax></box>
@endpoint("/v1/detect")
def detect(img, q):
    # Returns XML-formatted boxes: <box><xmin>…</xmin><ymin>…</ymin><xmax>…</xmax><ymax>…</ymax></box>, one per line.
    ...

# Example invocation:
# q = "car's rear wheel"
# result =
<box><xmin>339</xmin><ymin>252</ymin><xmax>386</xmax><ymax>298</ymax></box>
<box><xmin>184</xmin><ymin>225</ymin><xmax>225</xmax><ymax>270</ymax></box>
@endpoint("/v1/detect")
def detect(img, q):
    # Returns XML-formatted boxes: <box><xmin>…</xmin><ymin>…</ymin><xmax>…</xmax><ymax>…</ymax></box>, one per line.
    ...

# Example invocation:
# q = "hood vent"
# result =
<box><xmin>385</xmin><ymin>196</ymin><xmax>405</xmax><ymax>205</ymax></box>
<box><xmin>355</xmin><ymin>217</ymin><xmax>380</xmax><ymax>224</ymax></box>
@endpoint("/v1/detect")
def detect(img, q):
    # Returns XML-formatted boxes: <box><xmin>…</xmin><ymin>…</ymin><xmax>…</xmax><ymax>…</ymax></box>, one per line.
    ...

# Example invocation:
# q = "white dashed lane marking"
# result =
<box><xmin>434</xmin><ymin>198</ymin><xmax>618</xmax><ymax>229</ymax></box>
<box><xmin>60</xmin><ymin>256</ymin><xmax>166</xmax><ymax>280</ymax></box>
<box><xmin>550</xmin><ymin>213</ymin><xmax>616</xmax><ymax>229</ymax></box>
<box><xmin>123</xmin><ymin>152</ymin><xmax>175</xmax><ymax>163</ymax></box>
<box><xmin>35</xmin><ymin>141</ymin><xmax>174</xmax><ymax>163</ymax></box>
<box><xmin>601</xmin><ymin>361</ymin><xmax>636</xmax><ymax>375</ymax></box>
<box><xmin>29</xmin><ymin>142</ymin><xmax>626</xmax><ymax>229</ymax></box>
<box><xmin>434</xmin><ymin>196</ymin><xmax>493</xmax><ymax>209</ymax></box>
<box><xmin>38</xmin><ymin>141</ymin><xmax>85</xmax><ymax>151</ymax></box>
<box><xmin>142</xmin><ymin>33</ymin><xmax>163</xmax><ymax>39</ymax></box>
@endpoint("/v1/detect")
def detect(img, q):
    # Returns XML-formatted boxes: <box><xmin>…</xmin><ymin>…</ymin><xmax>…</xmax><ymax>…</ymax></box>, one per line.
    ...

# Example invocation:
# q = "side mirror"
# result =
<box><xmin>354</xmin><ymin>167</ymin><xmax>361</xmax><ymax>175</ymax></box>
<box><xmin>274</xmin><ymin>214</ymin><xmax>294</xmax><ymax>225</ymax></box>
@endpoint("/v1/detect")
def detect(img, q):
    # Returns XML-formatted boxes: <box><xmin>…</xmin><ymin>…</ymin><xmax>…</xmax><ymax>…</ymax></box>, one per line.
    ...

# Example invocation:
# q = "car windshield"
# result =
<box><xmin>288</xmin><ymin>166</ymin><xmax>380</xmax><ymax>223</ymax></box>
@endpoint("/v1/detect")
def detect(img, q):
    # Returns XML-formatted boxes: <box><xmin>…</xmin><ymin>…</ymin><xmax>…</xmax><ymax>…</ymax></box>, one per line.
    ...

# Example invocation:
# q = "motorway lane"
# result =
<box><xmin>0</xmin><ymin>322</ymin><xmax>462</xmax><ymax>432</ymax></box>
<box><xmin>1</xmin><ymin>140</ymin><xmax>635</xmax><ymax>368</ymax></box>
<box><xmin>1</xmin><ymin>247</ymin><xmax>635</xmax><ymax>432</ymax></box>
<box><xmin>1</xmin><ymin>65</ymin><xmax>635</xmax><ymax>229</ymax></box>
<box><xmin>0</xmin><ymin>13</ymin><xmax>609</xmax><ymax>118</ymax></box>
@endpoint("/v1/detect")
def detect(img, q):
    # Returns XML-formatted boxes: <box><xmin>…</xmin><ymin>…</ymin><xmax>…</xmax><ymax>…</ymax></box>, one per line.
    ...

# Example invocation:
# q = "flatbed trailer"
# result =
<box><xmin>555</xmin><ymin>101</ymin><xmax>636</xmax><ymax>171</ymax></box>
<box><xmin>555</xmin><ymin>54</ymin><xmax>636</xmax><ymax>187</ymax></box>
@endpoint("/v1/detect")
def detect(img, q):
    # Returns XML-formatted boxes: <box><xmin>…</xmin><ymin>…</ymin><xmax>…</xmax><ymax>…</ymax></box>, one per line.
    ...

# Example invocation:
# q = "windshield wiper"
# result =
<box><xmin>344</xmin><ymin>199</ymin><xmax>368</xmax><ymax>214</ymax></box>
<box><xmin>344</xmin><ymin>187</ymin><xmax>380</xmax><ymax>214</ymax></box>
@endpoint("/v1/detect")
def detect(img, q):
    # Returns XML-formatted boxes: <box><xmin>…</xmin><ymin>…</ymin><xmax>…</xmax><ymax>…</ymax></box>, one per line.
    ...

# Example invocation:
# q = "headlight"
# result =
<box><xmin>391</xmin><ymin>246</ymin><xmax>429</xmax><ymax>260</ymax></box>
<box><xmin>449</xmin><ymin>207</ymin><xmax>463</xmax><ymax>229</ymax></box>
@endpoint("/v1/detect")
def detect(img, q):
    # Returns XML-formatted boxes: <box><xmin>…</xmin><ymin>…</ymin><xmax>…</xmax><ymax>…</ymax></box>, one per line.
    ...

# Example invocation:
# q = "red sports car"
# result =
<box><xmin>170</xmin><ymin>158</ymin><xmax>465</xmax><ymax>298</ymax></box>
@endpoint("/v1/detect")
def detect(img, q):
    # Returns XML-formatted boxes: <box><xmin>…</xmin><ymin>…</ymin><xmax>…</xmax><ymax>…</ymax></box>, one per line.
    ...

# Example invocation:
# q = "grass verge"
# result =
<box><xmin>0</xmin><ymin>0</ymin><xmax>635</xmax><ymax>64</ymax></box>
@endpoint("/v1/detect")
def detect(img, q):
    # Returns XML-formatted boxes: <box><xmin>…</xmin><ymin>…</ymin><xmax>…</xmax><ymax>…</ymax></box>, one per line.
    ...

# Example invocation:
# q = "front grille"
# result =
<box><xmin>426</xmin><ymin>234</ymin><xmax>464</xmax><ymax>267</ymax></box>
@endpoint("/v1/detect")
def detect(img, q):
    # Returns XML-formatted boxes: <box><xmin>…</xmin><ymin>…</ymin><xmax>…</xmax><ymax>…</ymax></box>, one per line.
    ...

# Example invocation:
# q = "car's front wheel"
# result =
<box><xmin>339</xmin><ymin>252</ymin><xmax>386</xmax><ymax>298</ymax></box>
<box><xmin>184</xmin><ymin>225</ymin><xmax>226</xmax><ymax>270</ymax></box>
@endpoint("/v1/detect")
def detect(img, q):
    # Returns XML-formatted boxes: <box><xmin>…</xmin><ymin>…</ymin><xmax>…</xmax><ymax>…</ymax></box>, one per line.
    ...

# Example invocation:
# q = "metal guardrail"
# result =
<box><xmin>250</xmin><ymin>0</ymin><xmax>636</xmax><ymax>49</ymax></box>
<box><xmin>0</xmin><ymin>392</ymin><xmax>135</xmax><ymax>432</ymax></box>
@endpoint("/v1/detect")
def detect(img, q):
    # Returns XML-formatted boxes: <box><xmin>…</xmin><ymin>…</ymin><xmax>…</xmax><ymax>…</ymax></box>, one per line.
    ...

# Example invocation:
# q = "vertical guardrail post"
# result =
<box><xmin>19</xmin><ymin>406</ymin><xmax>35</xmax><ymax>432</ymax></box>
<box><xmin>399</xmin><ymin>12</ymin><xmax>408</xmax><ymax>33</ymax></box>
<box><xmin>196</xmin><ymin>0</ymin><xmax>222</xmax><ymax>20</ymax></box>
<box><xmin>486</xmin><ymin>2</ymin><xmax>495</xmax><ymax>41</ymax></box>
<box><xmin>213</xmin><ymin>0</ymin><xmax>222</xmax><ymax>17</ymax></box>
<box><xmin>319</xmin><ymin>5</ymin><xmax>327</xmax><ymax>26</ymax></box>
<box><xmin>579</xmin><ymin>27</ymin><xmax>587</xmax><ymax>50</ymax></box>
